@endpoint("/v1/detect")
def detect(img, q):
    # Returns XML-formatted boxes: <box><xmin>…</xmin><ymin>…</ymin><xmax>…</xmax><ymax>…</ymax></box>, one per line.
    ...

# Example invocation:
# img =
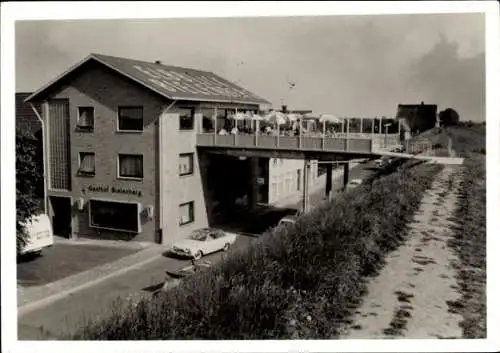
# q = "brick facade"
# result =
<box><xmin>44</xmin><ymin>62</ymin><xmax>163</xmax><ymax>242</ymax></box>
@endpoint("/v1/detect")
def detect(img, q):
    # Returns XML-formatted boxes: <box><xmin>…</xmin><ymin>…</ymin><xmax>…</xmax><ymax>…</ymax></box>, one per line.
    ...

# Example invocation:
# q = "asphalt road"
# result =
<box><xmin>17</xmin><ymin>235</ymin><xmax>255</xmax><ymax>340</ymax></box>
<box><xmin>17</xmin><ymin>244</ymin><xmax>139</xmax><ymax>287</ymax></box>
<box><xmin>18</xmin><ymin>160</ymin><xmax>381</xmax><ymax>340</ymax></box>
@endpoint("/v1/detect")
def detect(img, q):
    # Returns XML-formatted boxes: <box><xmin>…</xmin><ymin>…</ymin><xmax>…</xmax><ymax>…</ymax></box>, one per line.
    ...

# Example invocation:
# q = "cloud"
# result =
<box><xmin>405</xmin><ymin>35</ymin><xmax>485</xmax><ymax>121</ymax></box>
<box><xmin>15</xmin><ymin>14</ymin><xmax>485</xmax><ymax>120</ymax></box>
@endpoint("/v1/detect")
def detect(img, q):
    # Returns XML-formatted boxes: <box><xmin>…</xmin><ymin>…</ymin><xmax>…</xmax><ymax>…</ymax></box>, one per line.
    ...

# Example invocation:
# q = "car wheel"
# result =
<box><xmin>193</xmin><ymin>250</ymin><xmax>203</xmax><ymax>260</ymax></box>
<box><xmin>223</xmin><ymin>243</ymin><xmax>230</xmax><ymax>252</ymax></box>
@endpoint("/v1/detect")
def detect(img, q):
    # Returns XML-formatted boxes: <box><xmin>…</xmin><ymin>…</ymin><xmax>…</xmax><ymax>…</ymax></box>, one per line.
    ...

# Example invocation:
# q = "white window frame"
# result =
<box><xmin>77</xmin><ymin>106</ymin><xmax>95</xmax><ymax>131</ymax></box>
<box><xmin>179</xmin><ymin>201</ymin><xmax>195</xmax><ymax>226</ymax></box>
<box><xmin>179</xmin><ymin>153</ymin><xmax>194</xmax><ymax>176</ymax></box>
<box><xmin>88</xmin><ymin>198</ymin><xmax>142</xmax><ymax>233</ymax></box>
<box><xmin>116</xmin><ymin>106</ymin><xmax>144</xmax><ymax>133</ymax></box>
<box><xmin>78</xmin><ymin>152</ymin><xmax>96</xmax><ymax>176</ymax></box>
<box><xmin>117</xmin><ymin>154</ymin><xmax>144</xmax><ymax>180</ymax></box>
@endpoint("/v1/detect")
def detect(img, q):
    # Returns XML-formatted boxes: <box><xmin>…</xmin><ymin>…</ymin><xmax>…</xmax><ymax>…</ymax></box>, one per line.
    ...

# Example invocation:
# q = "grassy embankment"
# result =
<box><xmin>446</xmin><ymin>123</ymin><xmax>486</xmax><ymax>338</ymax></box>
<box><xmin>418</xmin><ymin>122</ymin><xmax>486</xmax><ymax>338</ymax></box>
<box><xmin>75</xmin><ymin>158</ymin><xmax>442</xmax><ymax>340</ymax></box>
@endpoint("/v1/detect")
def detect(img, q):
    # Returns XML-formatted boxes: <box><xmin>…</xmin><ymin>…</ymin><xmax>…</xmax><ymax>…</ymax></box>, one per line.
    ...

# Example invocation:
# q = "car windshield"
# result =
<box><xmin>189</xmin><ymin>229</ymin><xmax>209</xmax><ymax>241</ymax></box>
<box><xmin>211</xmin><ymin>230</ymin><xmax>225</xmax><ymax>239</ymax></box>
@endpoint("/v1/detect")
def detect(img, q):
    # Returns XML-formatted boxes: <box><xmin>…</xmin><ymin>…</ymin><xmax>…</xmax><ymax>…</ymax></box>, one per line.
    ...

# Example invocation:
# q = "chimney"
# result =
<box><xmin>155</xmin><ymin>60</ymin><xmax>162</xmax><ymax>65</ymax></box>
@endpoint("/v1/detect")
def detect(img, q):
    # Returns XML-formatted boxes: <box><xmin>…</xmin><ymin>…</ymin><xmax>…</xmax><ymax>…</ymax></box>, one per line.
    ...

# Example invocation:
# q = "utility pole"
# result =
<box><xmin>302</xmin><ymin>160</ymin><xmax>311</xmax><ymax>213</ymax></box>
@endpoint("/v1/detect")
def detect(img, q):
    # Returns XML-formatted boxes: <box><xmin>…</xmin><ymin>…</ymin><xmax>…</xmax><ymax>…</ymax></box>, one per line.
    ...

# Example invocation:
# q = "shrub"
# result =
<box><xmin>77</xmin><ymin>160</ymin><xmax>442</xmax><ymax>340</ymax></box>
<box><xmin>16</xmin><ymin>126</ymin><xmax>43</xmax><ymax>254</ymax></box>
<box><xmin>448</xmin><ymin>153</ymin><xmax>486</xmax><ymax>338</ymax></box>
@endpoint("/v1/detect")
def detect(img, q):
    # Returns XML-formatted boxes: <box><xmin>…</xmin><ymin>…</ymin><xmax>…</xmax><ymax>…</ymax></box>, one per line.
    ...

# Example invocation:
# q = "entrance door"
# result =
<box><xmin>50</xmin><ymin>196</ymin><xmax>72</xmax><ymax>238</ymax></box>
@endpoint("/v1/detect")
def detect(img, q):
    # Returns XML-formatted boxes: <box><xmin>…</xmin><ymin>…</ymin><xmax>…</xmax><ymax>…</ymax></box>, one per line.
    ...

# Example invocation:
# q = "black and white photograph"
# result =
<box><xmin>1</xmin><ymin>1</ymin><xmax>499</xmax><ymax>352</ymax></box>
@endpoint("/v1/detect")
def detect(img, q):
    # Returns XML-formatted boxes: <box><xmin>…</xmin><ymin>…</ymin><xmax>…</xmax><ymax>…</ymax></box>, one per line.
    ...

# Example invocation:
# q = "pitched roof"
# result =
<box><xmin>26</xmin><ymin>53</ymin><xmax>270</xmax><ymax>105</ymax></box>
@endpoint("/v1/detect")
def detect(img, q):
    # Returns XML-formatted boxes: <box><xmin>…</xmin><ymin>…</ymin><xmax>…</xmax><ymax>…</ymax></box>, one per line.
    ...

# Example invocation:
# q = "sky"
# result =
<box><xmin>16</xmin><ymin>13</ymin><xmax>485</xmax><ymax>121</ymax></box>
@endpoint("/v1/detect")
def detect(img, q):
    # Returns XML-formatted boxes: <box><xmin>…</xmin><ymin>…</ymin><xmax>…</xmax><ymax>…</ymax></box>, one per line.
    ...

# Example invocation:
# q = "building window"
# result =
<box><xmin>285</xmin><ymin>172</ymin><xmax>292</xmax><ymax>193</ymax></box>
<box><xmin>297</xmin><ymin>169</ymin><xmax>301</xmax><ymax>191</ymax></box>
<box><xmin>179</xmin><ymin>153</ymin><xmax>194</xmax><ymax>176</ymax></box>
<box><xmin>118</xmin><ymin>106</ymin><xmax>143</xmax><ymax>132</ymax></box>
<box><xmin>89</xmin><ymin>199</ymin><xmax>140</xmax><ymax>233</ymax></box>
<box><xmin>179</xmin><ymin>201</ymin><xmax>194</xmax><ymax>226</ymax></box>
<box><xmin>118</xmin><ymin>154</ymin><xmax>143</xmax><ymax>179</ymax></box>
<box><xmin>77</xmin><ymin>107</ymin><xmax>94</xmax><ymax>131</ymax></box>
<box><xmin>179</xmin><ymin>108</ymin><xmax>195</xmax><ymax>130</ymax></box>
<box><xmin>78</xmin><ymin>152</ymin><xmax>95</xmax><ymax>176</ymax></box>
<box><xmin>278</xmin><ymin>175</ymin><xmax>284</xmax><ymax>196</ymax></box>
<box><xmin>271</xmin><ymin>176</ymin><xmax>278</xmax><ymax>200</ymax></box>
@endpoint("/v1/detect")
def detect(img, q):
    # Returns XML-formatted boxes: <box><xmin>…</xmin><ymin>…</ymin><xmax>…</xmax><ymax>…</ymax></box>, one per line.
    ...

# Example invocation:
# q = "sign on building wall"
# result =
<box><xmin>87</xmin><ymin>184</ymin><xmax>142</xmax><ymax>197</ymax></box>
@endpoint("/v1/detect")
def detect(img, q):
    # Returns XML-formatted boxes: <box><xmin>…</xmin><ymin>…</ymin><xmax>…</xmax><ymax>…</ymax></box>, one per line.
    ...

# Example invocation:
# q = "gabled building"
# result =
<box><xmin>25</xmin><ymin>53</ymin><xmax>270</xmax><ymax>244</ymax></box>
<box><xmin>396</xmin><ymin>102</ymin><xmax>438</xmax><ymax>139</ymax></box>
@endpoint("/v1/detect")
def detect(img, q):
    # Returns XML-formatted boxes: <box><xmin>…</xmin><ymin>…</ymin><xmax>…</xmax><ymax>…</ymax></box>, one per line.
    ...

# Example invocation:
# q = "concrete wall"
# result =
<box><xmin>158</xmin><ymin>106</ymin><xmax>209</xmax><ymax>246</ymax></box>
<box><xmin>44</xmin><ymin>63</ymin><xmax>163</xmax><ymax>242</ymax></box>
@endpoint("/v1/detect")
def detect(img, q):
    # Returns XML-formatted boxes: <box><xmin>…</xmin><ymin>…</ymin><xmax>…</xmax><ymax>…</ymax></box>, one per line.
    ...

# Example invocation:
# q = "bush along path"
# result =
<box><xmin>75</xmin><ymin>160</ymin><xmax>443</xmax><ymax>340</ymax></box>
<box><xmin>341</xmin><ymin>165</ymin><xmax>464</xmax><ymax>339</ymax></box>
<box><xmin>447</xmin><ymin>155</ymin><xmax>486</xmax><ymax>338</ymax></box>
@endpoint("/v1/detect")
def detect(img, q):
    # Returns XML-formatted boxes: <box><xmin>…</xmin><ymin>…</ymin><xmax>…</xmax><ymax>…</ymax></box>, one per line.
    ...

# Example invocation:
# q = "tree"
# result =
<box><xmin>439</xmin><ymin>108</ymin><xmax>460</xmax><ymax>127</ymax></box>
<box><xmin>16</xmin><ymin>126</ymin><xmax>42</xmax><ymax>254</ymax></box>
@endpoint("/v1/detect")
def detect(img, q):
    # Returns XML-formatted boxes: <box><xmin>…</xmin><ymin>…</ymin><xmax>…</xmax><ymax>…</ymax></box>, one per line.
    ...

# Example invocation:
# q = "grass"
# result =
<box><xmin>418</xmin><ymin>123</ymin><xmax>486</xmax><ymax>157</ymax></box>
<box><xmin>447</xmin><ymin>153</ymin><xmax>486</xmax><ymax>338</ymax></box>
<box><xmin>73</xmin><ymin>160</ymin><xmax>442</xmax><ymax>340</ymax></box>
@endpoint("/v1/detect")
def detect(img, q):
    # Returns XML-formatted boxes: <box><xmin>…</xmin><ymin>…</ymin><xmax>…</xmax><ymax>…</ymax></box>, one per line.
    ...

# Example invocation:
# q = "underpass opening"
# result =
<box><xmin>199</xmin><ymin>152</ymin><xmax>303</xmax><ymax>236</ymax></box>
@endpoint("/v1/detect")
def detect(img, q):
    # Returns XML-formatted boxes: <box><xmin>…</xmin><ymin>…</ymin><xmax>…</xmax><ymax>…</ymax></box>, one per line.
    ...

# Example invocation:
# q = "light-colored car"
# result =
<box><xmin>170</xmin><ymin>228</ymin><xmax>237</xmax><ymax>260</ymax></box>
<box><xmin>19</xmin><ymin>214</ymin><xmax>54</xmax><ymax>256</ymax></box>
<box><xmin>346</xmin><ymin>179</ymin><xmax>363</xmax><ymax>190</ymax></box>
<box><xmin>278</xmin><ymin>215</ymin><xmax>298</xmax><ymax>227</ymax></box>
<box><xmin>391</xmin><ymin>144</ymin><xmax>405</xmax><ymax>153</ymax></box>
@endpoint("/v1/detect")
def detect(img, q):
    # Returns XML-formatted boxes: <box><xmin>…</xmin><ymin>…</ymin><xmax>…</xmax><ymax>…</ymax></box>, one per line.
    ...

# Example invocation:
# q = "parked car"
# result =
<box><xmin>166</xmin><ymin>259</ymin><xmax>213</xmax><ymax>279</ymax></box>
<box><xmin>345</xmin><ymin>179</ymin><xmax>363</xmax><ymax>190</ymax></box>
<box><xmin>18</xmin><ymin>214</ymin><xmax>54</xmax><ymax>256</ymax></box>
<box><xmin>278</xmin><ymin>215</ymin><xmax>298</xmax><ymax>227</ymax></box>
<box><xmin>154</xmin><ymin>259</ymin><xmax>213</xmax><ymax>297</ymax></box>
<box><xmin>170</xmin><ymin>228</ymin><xmax>237</xmax><ymax>260</ymax></box>
<box><xmin>375</xmin><ymin>157</ymin><xmax>393</xmax><ymax>169</ymax></box>
<box><xmin>277</xmin><ymin>209</ymin><xmax>305</xmax><ymax>227</ymax></box>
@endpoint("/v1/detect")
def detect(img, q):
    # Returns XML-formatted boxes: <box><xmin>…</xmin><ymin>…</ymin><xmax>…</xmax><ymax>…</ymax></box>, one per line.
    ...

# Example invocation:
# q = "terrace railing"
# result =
<box><xmin>196</xmin><ymin>131</ymin><xmax>401</xmax><ymax>155</ymax></box>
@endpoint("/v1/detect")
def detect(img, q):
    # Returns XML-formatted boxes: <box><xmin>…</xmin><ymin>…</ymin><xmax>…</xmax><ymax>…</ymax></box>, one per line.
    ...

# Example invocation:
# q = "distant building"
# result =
<box><xmin>263</xmin><ymin>105</ymin><xmax>318</xmax><ymax>203</ymax></box>
<box><xmin>267</xmin><ymin>158</ymin><xmax>319</xmax><ymax>205</ymax></box>
<box><xmin>396</xmin><ymin>102</ymin><xmax>437</xmax><ymax>138</ymax></box>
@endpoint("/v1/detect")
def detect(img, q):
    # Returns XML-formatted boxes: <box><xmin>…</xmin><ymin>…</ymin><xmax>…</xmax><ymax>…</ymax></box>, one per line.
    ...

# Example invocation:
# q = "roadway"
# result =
<box><xmin>17</xmin><ymin>160</ymin><xmax>381</xmax><ymax>340</ymax></box>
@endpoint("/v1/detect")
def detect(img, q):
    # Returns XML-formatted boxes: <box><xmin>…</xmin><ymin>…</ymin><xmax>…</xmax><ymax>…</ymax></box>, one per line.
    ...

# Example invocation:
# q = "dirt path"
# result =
<box><xmin>341</xmin><ymin>165</ymin><xmax>464</xmax><ymax>339</ymax></box>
